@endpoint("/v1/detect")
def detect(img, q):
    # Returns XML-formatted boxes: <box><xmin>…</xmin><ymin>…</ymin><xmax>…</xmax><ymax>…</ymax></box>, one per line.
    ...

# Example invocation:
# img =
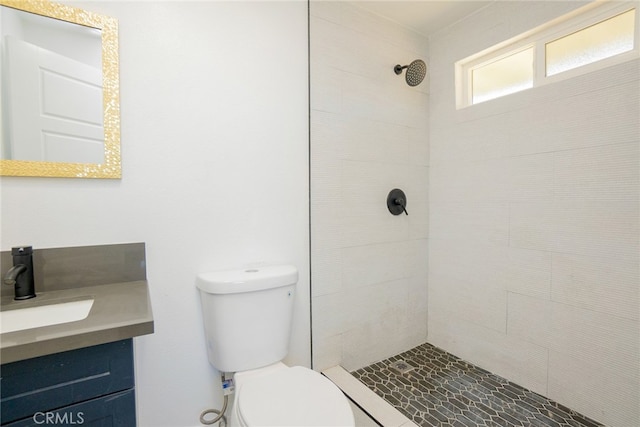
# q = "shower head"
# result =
<box><xmin>394</xmin><ymin>59</ymin><xmax>426</xmax><ymax>87</ymax></box>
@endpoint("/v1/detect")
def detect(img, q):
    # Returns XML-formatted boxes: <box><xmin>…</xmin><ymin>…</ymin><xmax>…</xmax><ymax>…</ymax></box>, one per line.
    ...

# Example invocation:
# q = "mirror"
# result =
<box><xmin>0</xmin><ymin>0</ymin><xmax>119</xmax><ymax>178</ymax></box>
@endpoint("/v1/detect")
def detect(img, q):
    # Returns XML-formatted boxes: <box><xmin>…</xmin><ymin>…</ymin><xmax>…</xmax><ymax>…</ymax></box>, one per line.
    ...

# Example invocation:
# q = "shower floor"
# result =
<box><xmin>351</xmin><ymin>343</ymin><xmax>603</xmax><ymax>427</ymax></box>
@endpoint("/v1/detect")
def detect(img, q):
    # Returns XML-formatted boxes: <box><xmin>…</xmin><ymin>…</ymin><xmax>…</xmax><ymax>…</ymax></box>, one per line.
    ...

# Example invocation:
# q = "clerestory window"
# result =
<box><xmin>456</xmin><ymin>2</ymin><xmax>638</xmax><ymax>108</ymax></box>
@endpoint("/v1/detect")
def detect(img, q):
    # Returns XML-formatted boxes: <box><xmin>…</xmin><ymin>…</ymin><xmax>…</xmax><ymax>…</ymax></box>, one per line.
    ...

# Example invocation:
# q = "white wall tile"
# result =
<box><xmin>342</xmin><ymin>2</ymin><xmax>429</xmax><ymax>61</ymax></box>
<box><xmin>311</xmin><ymin>203</ymin><xmax>343</xmax><ymax>250</ymax></box>
<box><xmin>408</xmin><ymin>272</ymin><xmax>429</xmax><ymax>315</ymax></box>
<box><xmin>342</xmin><ymin>308</ymin><xmax>428</xmax><ymax>371</ymax></box>
<box><xmin>428</xmin><ymin>239</ymin><xmax>509</xmax><ymax>332</ymax></box>
<box><xmin>310</xmin><ymin>62</ymin><xmax>343</xmax><ymax>113</ymax></box>
<box><xmin>428</xmin><ymin>239</ymin><xmax>505</xmax><ymax>285</ymax></box>
<box><xmin>508</xmin><ymin>153</ymin><xmax>555</xmax><ymax>202</ymax></box>
<box><xmin>312</xmin><ymin>248</ymin><xmax>342</xmax><ymax>297</ymax></box>
<box><xmin>342</xmin><ymin>240</ymin><xmax>415</xmax><ymax>289</ymax></box>
<box><xmin>548</xmin><ymin>350</ymin><xmax>639</xmax><ymax>427</ymax></box>
<box><xmin>310</xmin><ymin>16</ymin><xmax>351</xmax><ymax>74</ymax></box>
<box><xmin>311</xmin><ymin>1</ymin><xmax>429</xmax><ymax>370</ymax></box>
<box><xmin>502</xmin><ymin>247</ymin><xmax>552</xmax><ymax>300</ymax></box>
<box><xmin>429</xmin><ymin>201</ymin><xmax>509</xmax><ymax>244</ymax></box>
<box><xmin>507</xmin><ymin>293</ymin><xmax>639</xmax><ymax>377</ymax></box>
<box><xmin>430</xmin><ymin>158</ymin><xmax>511</xmax><ymax>203</ymax></box>
<box><xmin>310</xmin><ymin>157</ymin><xmax>341</xmax><ymax>202</ymax></box>
<box><xmin>309</xmin><ymin>0</ymin><xmax>340</xmax><ymax>24</ymax></box>
<box><xmin>312</xmin><ymin>333</ymin><xmax>343</xmax><ymax>372</ymax></box>
<box><xmin>341</xmin><ymin>118</ymin><xmax>412</xmax><ymax>164</ymax></box>
<box><xmin>552</xmin><ymin>200</ymin><xmax>639</xmax><ymax>261</ymax></box>
<box><xmin>554</xmin><ymin>142</ymin><xmax>638</xmax><ymax>202</ymax></box>
<box><xmin>507</xmin><ymin>73</ymin><xmax>640</xmax><ymax>157</ymax></box>
<box><xmin>313</xmin><ymin>292</ymin><xmax>348</xmax><ymax>340</ymax></box>
<box><xmin>429</xmin><ymin>280</ymin><xmax>507</xmax><ymax>333</ymax></box>
<box><xmin>508</xmin><ymin>201</ymin><xmax>555</xmax><ymax>251</ymax></box>
<box><xmin>551</xmin><ymin>253</ymin><xmax>638</xmax><ymax>321</ymax></box>
<box><xmin>341</xmin><ymin>213</ymin><xmax>411</xmax><ymax>248</ymax></box>
<box><xmin>408</xmin><ymin>126</ymin><xmax>430</xmax><ymax>166</ymax></box>
<box><xmin>311</xmin><ymin>111</ymin><xmax>346</xmax><ymax>160</ymax></box>
<box><xmin>344</xmin><ymin>278</ymin><xmax>411</xmax><ymax>332</ymax></box>
<box><xmin>430</xmin><ymin>115</ymin><xmax>511</xmax><ymax>165</ymax></box>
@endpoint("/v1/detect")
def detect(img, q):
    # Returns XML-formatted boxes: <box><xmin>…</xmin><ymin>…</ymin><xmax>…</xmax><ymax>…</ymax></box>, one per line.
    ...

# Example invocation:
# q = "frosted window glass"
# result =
<box><xmin>472</xmin><ymin>47</ymin><xmax>533</xmax><ymax>104</ymax></box>
<box><xmin>546</xmin><ymin>9</ymin><xmax>636</xmax><ymax>76</ymax></box>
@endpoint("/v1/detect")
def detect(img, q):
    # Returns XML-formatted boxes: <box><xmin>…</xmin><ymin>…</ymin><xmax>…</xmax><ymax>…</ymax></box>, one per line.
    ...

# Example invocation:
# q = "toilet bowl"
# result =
<box><xmin>230</xmin><ymin>362</ymin><xmax>354</xmax><ymax>426</ymax></box>
<box><xmin>196</xmin><ymin>265</ymin><xmax>354</xmax><ymax>427</ymax></box>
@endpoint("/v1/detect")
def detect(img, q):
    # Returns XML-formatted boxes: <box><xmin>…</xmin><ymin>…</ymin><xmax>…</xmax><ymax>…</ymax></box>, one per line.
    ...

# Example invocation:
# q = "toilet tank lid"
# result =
<box><xmin>196</xmin><ymin>265</ymin><xmax>298</xmax><ymax>294</ymax></box>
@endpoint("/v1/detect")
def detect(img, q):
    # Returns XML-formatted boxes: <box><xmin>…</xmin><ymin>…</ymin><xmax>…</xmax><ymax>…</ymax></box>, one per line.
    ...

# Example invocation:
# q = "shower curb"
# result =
<box><xmin>322</xmin><ymin>365</ymin><xmax>418</xmax><ymax>427</ymax></box>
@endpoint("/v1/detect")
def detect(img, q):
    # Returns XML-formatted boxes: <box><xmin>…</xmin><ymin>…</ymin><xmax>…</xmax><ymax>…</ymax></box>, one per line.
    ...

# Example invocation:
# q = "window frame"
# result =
<box><xmin>456</xmin><ymin>1</ymin><xmax>640</xmax><ymax>109</ymax></box>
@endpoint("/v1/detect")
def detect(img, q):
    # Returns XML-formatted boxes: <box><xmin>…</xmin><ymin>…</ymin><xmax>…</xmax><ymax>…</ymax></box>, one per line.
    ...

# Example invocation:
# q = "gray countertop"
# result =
<box><xmin>0</xmin><ymin>280</ymin><xmax>154</xmax><ymax>364</ymax></box>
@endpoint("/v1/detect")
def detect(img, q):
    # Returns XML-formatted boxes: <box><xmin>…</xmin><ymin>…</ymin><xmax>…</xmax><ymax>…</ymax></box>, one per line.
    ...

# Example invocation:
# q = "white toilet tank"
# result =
<box><xmin>196</xmin><ymin>265</ymin><xmax>298</xmax><ymax>372</ymax></box>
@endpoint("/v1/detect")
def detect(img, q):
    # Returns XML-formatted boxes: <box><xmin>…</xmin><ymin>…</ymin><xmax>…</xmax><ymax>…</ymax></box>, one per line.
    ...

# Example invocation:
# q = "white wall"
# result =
<box><xmin>428</xmin><ymin>2</ymin><xmax>639</xmax><ymax>426</ymax></box>
<box><xmin>0</xmin><ymin>2</ymin><xmax>309</xmax><ymax>426</ymax></box>
<box><xmin>310</xmin><ymin>1</ymin><xmax>429</xmax><ymax>372</ymax></box>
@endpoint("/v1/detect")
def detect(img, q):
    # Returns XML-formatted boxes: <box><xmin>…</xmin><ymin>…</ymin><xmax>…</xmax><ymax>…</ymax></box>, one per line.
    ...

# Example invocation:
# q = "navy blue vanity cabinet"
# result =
<box><xmin>0</xmin><ymin>339</ymin><xmax>136</xmax><ymax>426</ymax></box>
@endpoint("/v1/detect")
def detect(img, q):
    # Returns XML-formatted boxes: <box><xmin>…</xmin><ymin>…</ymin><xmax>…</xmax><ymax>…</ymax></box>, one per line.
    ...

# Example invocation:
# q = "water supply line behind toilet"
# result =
<box><xmin>200</xmin><ymin>373</ymin><xmax>234</xmax><ymax>426</ymax></box>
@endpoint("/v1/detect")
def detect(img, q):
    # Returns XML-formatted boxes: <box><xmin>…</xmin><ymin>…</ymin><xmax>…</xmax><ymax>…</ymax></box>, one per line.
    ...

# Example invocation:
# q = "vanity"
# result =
<box><xmin>0</xmin><ymin>243</ymin><xmax>154</xmax><ymax>426</ymax></box>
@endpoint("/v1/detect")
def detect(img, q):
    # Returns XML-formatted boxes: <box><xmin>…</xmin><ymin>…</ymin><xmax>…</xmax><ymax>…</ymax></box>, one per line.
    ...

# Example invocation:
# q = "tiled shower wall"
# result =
<box><xmin>310</xmin><ymin>1</ymin><xmax>429</xmax><ymax>372</ymax></box>
<box><xmin>428</xmin><ymin>2</ymin><xmax>639</xmax><ymax>427</ymax></box>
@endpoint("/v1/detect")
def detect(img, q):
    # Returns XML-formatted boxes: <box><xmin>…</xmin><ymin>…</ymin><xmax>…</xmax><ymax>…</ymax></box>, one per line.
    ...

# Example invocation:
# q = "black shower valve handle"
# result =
<box><xmin>387</xmin><ymin>189</ymin><xmax>408</xmax><ymax>216</ymax></box>
<box><xmin>395</xmin><ymin>198</ymin><xmax>408</xmax><ymax>215</ymax></box>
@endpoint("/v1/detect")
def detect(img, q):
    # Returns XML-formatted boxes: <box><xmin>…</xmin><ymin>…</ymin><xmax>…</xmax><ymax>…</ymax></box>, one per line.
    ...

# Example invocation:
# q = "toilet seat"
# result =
<box><xmin>237</xmin><ymin>366</ymin><xmax>354</xmax><ymax>426</ymax></box>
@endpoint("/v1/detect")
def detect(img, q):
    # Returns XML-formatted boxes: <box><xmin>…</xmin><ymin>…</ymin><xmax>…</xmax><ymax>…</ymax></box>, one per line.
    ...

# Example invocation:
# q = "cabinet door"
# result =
<box><xmin>4</xmin><ymin>389</ymin><xmax>136</xmax><ymax>427</ymax></box>
<box><xmin>1</xmin><ymin>340</ymin><xmax>134</xmax><ymax>424</ymax></box>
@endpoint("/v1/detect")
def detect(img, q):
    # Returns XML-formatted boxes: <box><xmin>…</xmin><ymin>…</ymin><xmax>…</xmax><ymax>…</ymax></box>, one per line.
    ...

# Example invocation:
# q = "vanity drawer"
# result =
<box><xmin>1</xmin><ymin>339</ymin><xmax>134</xmax><ymax>424</ymax></box>
<box><xmin>4</xmin><ymin>389</ymin><xmax>135</xmax><ymax>427</ymax></box>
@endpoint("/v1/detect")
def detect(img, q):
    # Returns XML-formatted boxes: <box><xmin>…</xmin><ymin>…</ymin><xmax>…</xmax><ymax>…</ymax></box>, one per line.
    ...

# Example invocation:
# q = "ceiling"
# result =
<box><xmin>353</xmin><ymin>1</ymin><xmax>492</xmax><ymax>36</ymax></box>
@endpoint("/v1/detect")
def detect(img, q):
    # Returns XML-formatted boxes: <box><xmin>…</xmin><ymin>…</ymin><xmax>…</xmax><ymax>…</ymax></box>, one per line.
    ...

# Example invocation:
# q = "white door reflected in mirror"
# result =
<box><xmin>0</xmin><ymin>3</ymin><xmax>105</xmax><ymax>164</ymax></box>
<box><xmin>3</xmin><ymin>36</ymin><xmax>104</xmax><ymax>163</ymax></box>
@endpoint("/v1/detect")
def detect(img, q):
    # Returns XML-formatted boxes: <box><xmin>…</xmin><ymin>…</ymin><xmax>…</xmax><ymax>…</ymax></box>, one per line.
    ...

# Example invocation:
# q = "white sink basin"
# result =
<box><xmin>0</xmin><ymin>299</ymin><xmax>94</xmax><ymax>334</ymax></box>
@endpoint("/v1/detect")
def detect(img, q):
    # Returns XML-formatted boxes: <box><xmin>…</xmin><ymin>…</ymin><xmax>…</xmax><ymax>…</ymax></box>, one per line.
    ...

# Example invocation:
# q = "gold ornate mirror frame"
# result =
<box><xmin>0</xmin><ymin>0</ymin><xmax>120</xmax><ymax>178</ymax></box>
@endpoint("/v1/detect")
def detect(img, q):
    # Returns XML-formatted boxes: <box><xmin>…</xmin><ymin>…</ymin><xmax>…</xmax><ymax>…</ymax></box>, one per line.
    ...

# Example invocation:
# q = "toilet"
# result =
<box><xmin>196</xmin><ymin>265</ymin><xmax>355</xmax><ymax>427</ymax></box>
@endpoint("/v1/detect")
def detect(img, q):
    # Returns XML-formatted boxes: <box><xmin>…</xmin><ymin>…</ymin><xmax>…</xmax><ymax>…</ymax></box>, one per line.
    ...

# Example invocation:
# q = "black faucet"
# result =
<box><xmin>4</xmin><ymin>246</ymin><xmax>36</xmax><ymax>300</ymax></box>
